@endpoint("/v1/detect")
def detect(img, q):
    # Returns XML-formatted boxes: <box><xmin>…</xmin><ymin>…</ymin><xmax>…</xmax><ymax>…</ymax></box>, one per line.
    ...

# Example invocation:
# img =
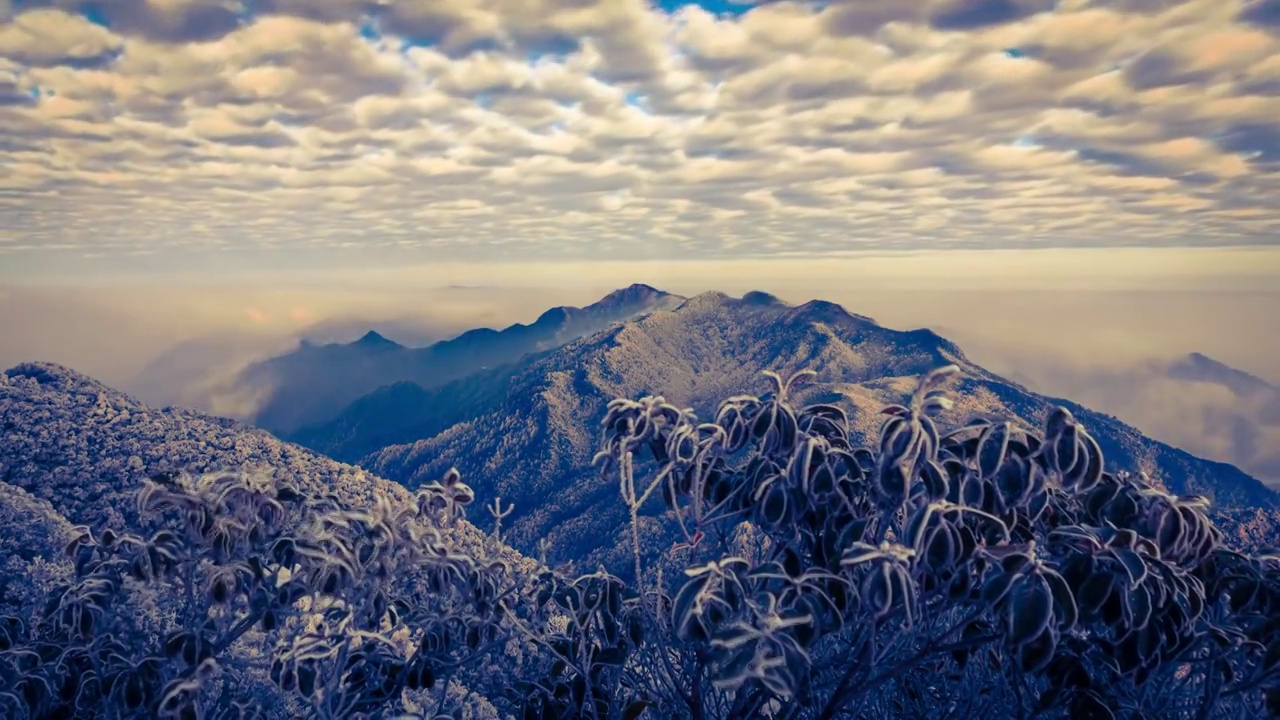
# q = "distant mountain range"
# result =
<box><xmin>1161</xmin><ymin>354</ymin><xmax>1280</xmax><ymax>482</ymax></box>
<box><xmin>6</xmin><ymin>285</ymin><xmax>1278</xmax><ymax>579</ymax></box>
<box><xmin>237</xmin><ymin>284</ymin><xmax>685</xmax><ymax>435</ymax></box>
<box><xmin>1002</xmin><ymin>350</ymin><xmax>1280</xmax><ymax>488</ymax></box>
<box><xmin>1166</xmin><ymin>352</ymin><xmax>1278</xmax><ymax>398</ymax></box>
<box><xmin>283</xmin><ymin>289</ymin><xmax>1280</xmax><ymax>571</ymax></box>
<box><xmin>122</xmin><ymin>330</ymin><xmax>296</xmax><ymax>417</ymax></box>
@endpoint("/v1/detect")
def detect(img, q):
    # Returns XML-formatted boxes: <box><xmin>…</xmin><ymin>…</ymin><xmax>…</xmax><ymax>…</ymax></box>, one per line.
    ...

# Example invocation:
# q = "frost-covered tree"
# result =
<box><xmin>578</xmin><ymin>367</ymin><xmax>1280</xmax><ymax>719</ymax></box>
<box><xmin>0</xmin><ymin>469</ymin><xmax>518</xmax><ymax>719</ymax></box>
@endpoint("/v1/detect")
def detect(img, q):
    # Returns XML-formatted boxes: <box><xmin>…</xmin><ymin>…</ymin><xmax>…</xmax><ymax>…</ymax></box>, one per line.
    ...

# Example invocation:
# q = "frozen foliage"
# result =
<box><xmin>0</xmin><ymin>360</ymin><xmax>525</xmax><ymax>564</ymax></box>
<box><xmin>0</xmin><ymin>483</ymin><xmax>75</xmax><ymax>623</ymax></box>
<box><xmin>0</xmin><ymin>361</ymin><xmax>535</xmax><ymax>717</ymax></box>
<box><xmin>4</xmin><ymin>365</ymin><xmax>1280</xmax><ymax>718</ymax></box>
<box><xmin>0</xmin><ymin>466</ymin><xmax>535</xmax><ymax>719</ymax></box>
<box><xmin>578</xmin><ymin>367</ymin><xmax>1280</xmax><ymax>719</ymax></box>
<box><xmin>0</xmin><ymin>361</ymin><xmax>417</xmax><ymax>531</ymax></box>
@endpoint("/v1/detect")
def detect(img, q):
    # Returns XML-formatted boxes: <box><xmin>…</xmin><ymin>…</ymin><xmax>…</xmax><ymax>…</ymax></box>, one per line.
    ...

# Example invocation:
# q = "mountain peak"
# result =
<box><xmin>680</xmin><ymin>290</ymin><xmax>732</xmax><ymax>309</ymax></box>
<box><xmin>590</xmin><ymin>283</ymin><xmax>670</xmax><ymax>309</ymax></box>
<box><xmin>790</xmin><ymin>299</ymin><xmax>878</xmax><ymax>326</ymax></box>
<box><xmin>1178</xmin><ymin>352</ymin><xmax>1230</xmax><ymax>373</ymax></box>
<box><xmin>741</xmin><ymin>290</ymin><xmax>788</xmax><ymax>307</ymax></box>
<box><xmin>4</xmin><ymin>362</ymin><xmax>105</xmax><ymax>393</ymax></box>
<box><xmin>533</xmin><ymin>305</ymin><xmax>585</xmax><ymax>327</ymax></box>
<box><xmin>353</xmin><ymin>330</ymin><xmax>401</xmax><ymax>349</ymax></box>
<box><xmin>1167</xmin><ymin>352</ymin><xmax>1274</xmax><ymax>396</ymax></box>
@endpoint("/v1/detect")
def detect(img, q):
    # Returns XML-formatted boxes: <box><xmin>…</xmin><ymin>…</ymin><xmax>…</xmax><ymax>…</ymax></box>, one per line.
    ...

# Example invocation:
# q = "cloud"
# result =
<box><xmin>0</xmin><ymin>0</ymin><xmax>1278</xmax><ymax>275</ymax></box>
<box><xmin>0</xmin><ymin>8</ymin><xmax>122</xmax><ymax>66</ymax></box>
<box><xmin>997</xmin><ymin>353</ymin><xmax>1280</xmax><ymax>486</ymax></box>
<box><xmin>0</xmin><ymin>281</ymin><xmax>574</xmax><ymax>409</ymax></box>
<box><xmin>823</xmin><ymin>1</ymin><xmax>920</xmax><ymax>38</ymax></box>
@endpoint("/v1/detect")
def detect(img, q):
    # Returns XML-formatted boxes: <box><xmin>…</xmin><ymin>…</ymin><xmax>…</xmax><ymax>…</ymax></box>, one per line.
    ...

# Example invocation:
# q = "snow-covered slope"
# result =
<box><xmin>0</xmin><ymin>362</ymin><xmax>514</xmax><ymax>565</ymax></box>
<box><xmin>292</xmin><ymin>291</ymin><xmax>1280</xmax><ymax>571</ymax></box>
<box><xmin>0</xmin><ymin>362</ymin><xmax>537</xmax><ymax>717</ymax></box>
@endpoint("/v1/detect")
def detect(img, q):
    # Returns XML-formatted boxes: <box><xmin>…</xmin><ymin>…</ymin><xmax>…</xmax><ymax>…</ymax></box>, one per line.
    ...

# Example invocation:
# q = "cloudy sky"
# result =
<box><xmin>3</xmin><ymin>0</ymin><xmax>1280</xmax><ymax>460</ymax></box>
<box><xmin>1</xmin><ymin>0</ymin><xmax>1279</xmax><ymax>279</ymax></box>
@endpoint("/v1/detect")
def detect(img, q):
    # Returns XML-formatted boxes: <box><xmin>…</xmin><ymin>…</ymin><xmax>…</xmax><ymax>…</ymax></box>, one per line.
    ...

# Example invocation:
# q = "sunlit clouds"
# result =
<box><xmin>0</xmin><ymin>0</ymin><xmax>1277</xmax><ymax>275</ymax></box>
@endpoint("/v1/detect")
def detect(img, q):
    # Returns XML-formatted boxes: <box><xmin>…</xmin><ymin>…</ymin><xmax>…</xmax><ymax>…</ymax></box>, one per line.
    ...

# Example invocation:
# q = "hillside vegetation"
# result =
<box><xmin>2</xmin><ymin>363</ymin><xmax>1279</xmax><ymax>718</ymax></box>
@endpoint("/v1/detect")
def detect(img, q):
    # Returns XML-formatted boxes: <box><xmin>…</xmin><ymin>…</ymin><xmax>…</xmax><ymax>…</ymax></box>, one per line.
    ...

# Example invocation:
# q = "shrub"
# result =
<box><xmin>2</xmin><ymin>366</ymin><xmax>1279</xmax><ymax>719</ymax></box>
<box><xmin>0</xmin><ymin>469</ymin><xmax>516</xmax><ymax>719</ymax></box>
<box><xmin>583</xmin><ymin>367</ymin><xmax>1280</xmax><ymax>719</ymax></box>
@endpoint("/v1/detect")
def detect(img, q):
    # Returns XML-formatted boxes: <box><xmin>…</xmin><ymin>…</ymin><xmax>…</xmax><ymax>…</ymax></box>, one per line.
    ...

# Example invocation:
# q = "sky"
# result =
<box><xmin>1</xmin><ymin>0</ymin><xmax>1279</xmax><ymax>277</ymax></box>
<box><xmin>2</xmin><ymin>1</ymin><xmax>1279</xmax><ymax>482</ymax></box>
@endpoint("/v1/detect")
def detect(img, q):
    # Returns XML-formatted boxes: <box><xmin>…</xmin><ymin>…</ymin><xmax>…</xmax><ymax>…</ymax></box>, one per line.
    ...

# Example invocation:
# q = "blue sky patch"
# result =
<box><xmin>651</xmin><ymin>0</ymin><xmax>755</xmax><ymax>17</ymax></box>
<box><xmin>359</xmin><ymin>17</ymin><xmax>382</xmax><ymax>43</ymax></box>
<box><xmin>399</xmin><ymin>36</ymin><xmax>439</xmax><ymax>52</ymax></box>
<box><xmin>527</xmin><ymin>49</ymin><xmax>571</xmax><ymax>65</ymax></box>
<box><xmin>624</xmin><ymin>92</ymin><xmax>651</xmax><ymax>112</ymax></box>
<box><xmin>82</xmin><ymin>4</ymin><xmax>112</xmax><ymax>28</ymax></box>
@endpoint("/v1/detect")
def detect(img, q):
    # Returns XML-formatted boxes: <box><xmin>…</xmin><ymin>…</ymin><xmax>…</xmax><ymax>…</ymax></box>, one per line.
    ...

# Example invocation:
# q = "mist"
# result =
<box><xmin>3</xmin><ymin>251</ymin><xmax>1277</xmax><ymax>484</ymax></box>
<box><xmin>0</xmin><ymin>283</ymin><xmax>577</xmax><ymax>391</ymax></box>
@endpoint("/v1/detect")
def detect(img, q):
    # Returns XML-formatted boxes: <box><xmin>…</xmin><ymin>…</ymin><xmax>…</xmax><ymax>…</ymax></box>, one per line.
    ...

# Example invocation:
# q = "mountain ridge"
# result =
<box><xmin>1167</xmin><ymin>351</ymin><xmax>1277</xmax><ymax>397</ymax></box>
<box><xmin>1004</xmin><ymin>350</ymin><xmax>1280</xmax><ymax>488</ymax></box>
<box><xmin>285</xmin><ymin>289</ymin><xmax>1280</xmax><ymax>572</ymax></box>
<box><xmin>235</xmin><ymin>285</ymin><xmax>686</xmax><ymax>434</ymax></box>
<box><xmin>353</xmin><ymin>329</ymin><xmax>403</xmax><ymax>349</ymax></box>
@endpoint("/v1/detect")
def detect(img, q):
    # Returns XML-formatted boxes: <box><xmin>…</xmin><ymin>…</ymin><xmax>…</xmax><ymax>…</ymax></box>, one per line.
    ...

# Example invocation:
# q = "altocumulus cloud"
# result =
<box><xmin>1</xmin><ymin>0</ymin><xmax>1279</xmax><ymax>270</ymax></box>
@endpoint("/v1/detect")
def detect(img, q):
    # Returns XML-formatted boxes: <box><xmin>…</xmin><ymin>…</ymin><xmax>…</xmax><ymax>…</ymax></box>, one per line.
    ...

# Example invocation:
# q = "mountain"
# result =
<box><xmin>1006</xmin><ymin>351</ymin><xmax>1280</xmax><ymax>488</ymax></box>
<box><xmin>1157</xmin><ymin>352</ymin><xmax>1280</xmax><ymax>484</ymax></box>
<box><xmin>287</xmin><ymin>372</ymin><xmax>522</xmax><ymax>464</ymax></box>
<box><xmin>1166</xmin><ymin>352</ymin><xmax>1279</xmax><ymax>399</ymax></box>
<box><xmin>233</xmin><ymin>330</ymin><xmax>415</xmax><ymax>436</ymax></box>
<box><xmin>121</xmin><ymin>330</ymin><xmax>298</xmax><ymax>417</ymax></box>
<box><xmin>237</xmin><ymin>284</ymin><xmax>685</xmax><ymax>435</ymax></box>
<box><xmin>0</xmin><ymin>362</ymin><xmax>512</xmax><ymax>563</ymax></box>
<box><xmin>0</xmin><ymin>362</ymin><xmax>542</xmax><ymax>716</ymax></box>
<box><xmin>290</xmin><ymin>290</ymin><xmax>1280</xmax><ymax>572</ymax></box>
<box><xmin>352</xmin><ymin>329</ymin><xmax>399</xmax><ymax>348</ymax></box>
